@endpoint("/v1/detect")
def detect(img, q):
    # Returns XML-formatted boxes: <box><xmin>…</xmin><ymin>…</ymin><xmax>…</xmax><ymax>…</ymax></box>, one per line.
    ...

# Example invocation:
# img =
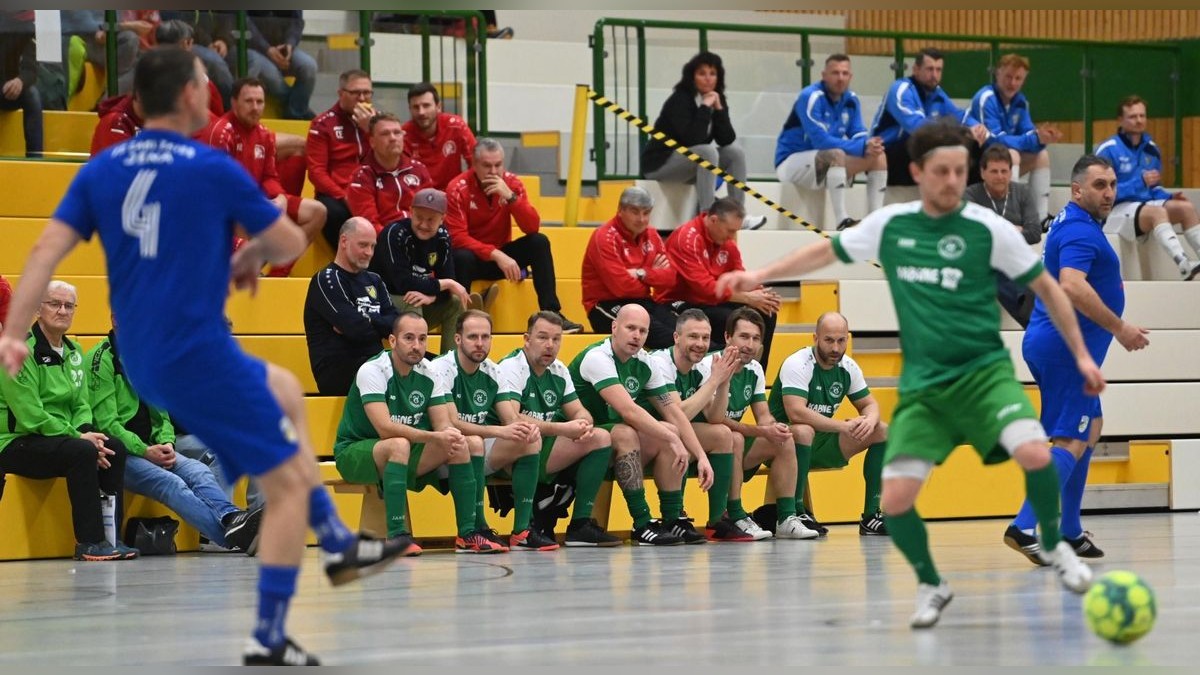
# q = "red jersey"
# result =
<box><xmin>0</xmin><ymin>274</ymin><xmax>11</xmax><ymax>326</ymax></box>
<box><xmin>402</xmin><ymin>113</ymin><xmax>476</xmax><ymax>190</ymax></box>
<box><xmin>654</xmin><ymin>214</ymin><xmax>744</xmax><ymax>305</ymax></box>
<box><xmin>581</xmin><ymin>216</ymin><xmax>676</xmax><ymax>313</ymax></box>
<box><xmin>205</xmin><ymin>110</ymin><xmax>285</xmax><ymax>197</ymax></box>
<box><xmin>346</xmin><ymin>153</ymin><xmax>433</xmax><ymax>233</ymax></box>
<box><xmin>306</xmin><ymin>104</ymin><xmax>369</xmax><ymax>200</ymax></box>
<box><xmin>90</xmin><ymin>95</ymin><xmax>142</xmax><ymax>156</ymax></box>
<box><xmin>444</xmin><ymin>169</ymin><xmax>539</xmax><ymax>260</ymax></box>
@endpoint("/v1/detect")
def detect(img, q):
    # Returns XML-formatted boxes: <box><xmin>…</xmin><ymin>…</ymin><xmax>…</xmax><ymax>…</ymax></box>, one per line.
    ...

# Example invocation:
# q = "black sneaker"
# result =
<box><xmin>799</xmin><ymin>512</ymin><xmax>828</xmax><ymax>537</ymax></box>
<box><xmin>113</xmin><ymin>540</ymin><xmax>140</xmax><ymax>560</ymax></box>
<box><xmin>510</xmin><ymin>528</ymin><xmax>560</xmax><ymax>551</ymax></box>
<box><xmin>859</xmin><ymin>511</ymin><xmax>889</xmax><ymax>537</ymax></box>
<box><xmin>565</xmin><ymin>518</ymin><xmax>622</xmax><ymax>547</ymax></box>
<box><xmin>631</xmin><ymin>521</ymin><xmax>684</xmax><ymax>546</ymax></box>
<box><xmin>387</xmin><ymin>532</ymin><xmax>423</xmax><ymax>557</ymax></box>
<box><xmin>243</xmin><ymin>636</ymin><xmax>320</xmax><ymax>666</ymax></box>
<box><xmin>836</xmin><ymin>217</ymin><xmax>860</xmax><ymax>231</ymax></box>
<box><xmin>73</xmin><ymin>541</ymin><xmax>123</xmax><ymax>561</ymax></box>
<box><xmin>1003</xmin><ymin>525</ymin><xmax>1048</xmax><ymax>567</ymax></box>
<box><xmin>664</xmin><ymin>517</ymin><xmax>707</xmax><ymax>545</ymax></box>
<box><xmin>478</xmin><ymin>527</ymin><xmax>511</xmax><ymax>552</ymax></box>
<box><xmin>556</xmin><ymin>312</ymin><xmax>584</xmax><ymax>334</ymax></box>
<box><xmin>705</xmin><ymin>516</ymin><xmax>755</xmax><ymax>542</ymax></box>
<box><xmin>322</xmin><ymin>533</ymin><xmax>412</xmax><ymax>586</ymax></box>
<box><xmin>1066</xmin><ymin>532</ymin><xmax>1105</xmax><ymax>559</ymax></box>
<box><xmin>223</xmin><ymin>507</ymin><xmax>264</xmax><ymax>556</ymax></box>
<box><xmin>1040</xmin><ymin>214</ymin><xmax>1054</xmax><ymax>233</ymax></box>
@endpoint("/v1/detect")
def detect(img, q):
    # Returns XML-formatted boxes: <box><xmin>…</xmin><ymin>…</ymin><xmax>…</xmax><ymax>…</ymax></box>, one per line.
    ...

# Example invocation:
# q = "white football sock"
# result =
<box><xmin>1031</xmin><ymin>168</ymin><xmax>1051</xmax><ymax>221</ymax></box>
<box><xmin>827</xmin><ymin>166</ymin><xmax>849</xmax><ymax>223</ymax></box>
<box><xmin>867</xmin><ymin>170</ymin><xmax>887</xmax><ymax>213</ymax></box>
<box><xmin>1151</xmin><ymin>221</ymin><xmax>1192</xmax><ymax>272</ymax></box>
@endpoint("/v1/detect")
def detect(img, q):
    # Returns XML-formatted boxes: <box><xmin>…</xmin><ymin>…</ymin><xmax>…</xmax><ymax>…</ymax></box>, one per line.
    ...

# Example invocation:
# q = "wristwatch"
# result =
<box><xmin>505</xmin><ymin>192</ymin><xmax>519</xmax><ymax>204</ymax></box>
<box><xmin>634</xmin><ymin>268</ymin><xmax>646</xmax><ymax>281</ymax></box>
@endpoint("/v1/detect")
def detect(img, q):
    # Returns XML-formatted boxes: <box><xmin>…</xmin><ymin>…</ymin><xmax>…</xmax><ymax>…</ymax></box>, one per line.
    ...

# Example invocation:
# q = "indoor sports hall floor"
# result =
<box><xmin>1</xmin><ymin>513</ymin><xmax>1197</xmax><ymax>666</ymax></box>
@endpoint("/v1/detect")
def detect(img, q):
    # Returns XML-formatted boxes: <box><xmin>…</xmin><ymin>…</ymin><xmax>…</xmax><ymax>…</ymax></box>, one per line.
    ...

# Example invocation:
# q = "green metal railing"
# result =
<box><xmin>95</xmin><ymin>10</ymin><xmax>489</xmax><ymax>133</ymax></box>
<box><xmin>591</xmin><ymin>18</ymin><xmax>1182</xmax><ymax>184</ymax></box>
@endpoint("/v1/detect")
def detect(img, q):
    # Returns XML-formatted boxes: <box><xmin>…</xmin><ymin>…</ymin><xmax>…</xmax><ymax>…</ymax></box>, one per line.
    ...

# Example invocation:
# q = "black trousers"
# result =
<box><xmin>587</xmin><ymin>298</ymin><xmax>677</xmax><ymax>351</ymax></box>
<box><xmin>0</xmin><ymin>434</ymin><xmax>128</xmax><ymax>544</ymax></box>
<box><xmin>313</xmin><ymin>353</ymin><xmax>373</xmax><ymax>396</ymax></box>
<box><xmin>679</xmin><ymin>302</ymin><xmax>779</xmax><ymax>373</ymax></box>
<box><xmin>452</xmin><ymin>232</ymin><xmax>563</xmax><ymax>312</ymax></box>
<box><xmin>317</xmin><ymin>194</ymin><xmax>353</xmax><ymax>248</ymax></box>
<box><xmin>996</xmin><ymin>272</ymin><xmax>1033</xmax><ymax>328</ymax></box>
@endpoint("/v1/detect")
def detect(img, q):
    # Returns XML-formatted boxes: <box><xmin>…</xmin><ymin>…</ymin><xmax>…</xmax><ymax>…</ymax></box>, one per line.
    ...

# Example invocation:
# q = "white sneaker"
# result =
<box><xmin>911</xmin><ymin>581</ymin><xmax>954</xmax><ymax>628</ymax></box>
<box><xmin>1184</xmin><ymin>261</ymin><xmax>1200</xmax><ymax>281</ymax></box>
<box><xmin>733</xmin><ymin>516</ymin><xmax>773</xmax><ymax>541</ymax></box>
<box><xmin>1040</xmin><ymin>540</ymin><xmax>1093</xmax><ymax>593</ymax></box>
<box><xmin>741</xmin><ymin>215</ymin><xmax>767</xmax><ymax>230</ymax></box>
<box><xmin>775</xmin><ymin>514</ymin><xmax>820</xmax><ymax>540</ymax></box>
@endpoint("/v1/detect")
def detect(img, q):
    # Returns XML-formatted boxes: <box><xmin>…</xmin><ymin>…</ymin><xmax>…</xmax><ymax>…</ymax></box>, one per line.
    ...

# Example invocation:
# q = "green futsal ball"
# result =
<box><xmin>1084</xmin><ymin>570</ymin><xmax>1156</xmax><ymax>644</ymax></box>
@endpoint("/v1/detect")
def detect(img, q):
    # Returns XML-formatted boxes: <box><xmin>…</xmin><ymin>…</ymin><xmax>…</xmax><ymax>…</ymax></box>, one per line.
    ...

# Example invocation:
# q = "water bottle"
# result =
<box><xmin>100</xmin><ymin>492</ymin><xmax>117</xmax><ymax>545</ymax></box>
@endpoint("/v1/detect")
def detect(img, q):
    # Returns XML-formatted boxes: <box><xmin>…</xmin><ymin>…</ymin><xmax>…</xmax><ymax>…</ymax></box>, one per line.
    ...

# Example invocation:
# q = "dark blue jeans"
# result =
<box><xmin>0</xmin><ymin>84</ymin><xmax>43</xmax><ymax>157</ymax></box>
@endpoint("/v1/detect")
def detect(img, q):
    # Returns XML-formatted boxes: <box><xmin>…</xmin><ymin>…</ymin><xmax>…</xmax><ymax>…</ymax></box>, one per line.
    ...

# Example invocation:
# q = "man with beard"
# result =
<box><xmin>429</xmin><ymin>310</ymin><xmax>554</xmax><ymax>551</ymax></box>
<box><xmin>403</xmin><ymin>82</ymin><xmax>477</xmax><ymax>190</ymax></box>
<box><xmin>768</xmin><ymin>312</ymin><xmax>889</xmax><ymax>538</ymax></box>
<box><xmin>568</xmin><ymin>304</ymin><xmax>714</xmax><ymax>546</ymax></box>
<box><xmin>333</xmin><ymin>312</ymin><xmax>471</xmax><ymax>554</ymax></box>
<box><xmin>496</xmin><ymin>311</ymin><xmax>620</xmax><ymax>547</ymax></box>
<box><xmin>645</xmin><ymin>309</ymin><xmax>742</xmax><ymax>543</ymax></box>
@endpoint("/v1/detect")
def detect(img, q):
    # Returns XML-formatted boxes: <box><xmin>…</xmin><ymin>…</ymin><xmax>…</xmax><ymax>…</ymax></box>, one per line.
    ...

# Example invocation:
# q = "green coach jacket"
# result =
<box><xmin>87</xmin><ymin>332</ymin><xmax>175</xmax><ymax>458</ymax></box>
<box><xmin>0</xmin><ymin>323</ymin><xmax>92</xmax><ymax>453</ymax></box>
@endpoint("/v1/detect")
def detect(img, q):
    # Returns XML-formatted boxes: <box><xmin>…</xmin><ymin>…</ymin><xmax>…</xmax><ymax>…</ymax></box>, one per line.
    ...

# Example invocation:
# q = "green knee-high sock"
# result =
<box><xmin>727</xmin><ymin>498</ymin><xmax>749</xmax><ymax>521</ymax></box>
<box><xmin>775</xmin><ymin>496</ymin><xmax>798</xmax><ymax>522</ymax></box>
<box><xmin>660</xmin><ymin>490</ymin><xmax>684</xmax><ymax>523</ymax></box>
<box><xmin>448</xmin><ymin>463</ymin><xmax>478</xmax><ymax>537</ymax></box>
<box><xmin>510</xmin><ymin>454</ymin><xmax>539</xmax><ymax>533</ymax></box>
<box><xmin>471</xmin><ymin>455</ymin><xmax>488</xmax><ymax>530</ymax></box>
<box><xmin>1025</xmin><ymin>462</ymin><xmax>1063</xmax><ymax>550</ymax></box>
<box><xmin>707</xmin><ymin>453</ymin><xmax>733</xmax><ymax>523</ymax></box>
<box><xmin>623</xmin><ymin>486</ymin><xmax>652</xmax><ymax>529</ymax></box>
<box><xmin>383</xmin><ymin>461</ymin><xmax>410</xmax><ymax>538</ymax></box>
<box><xmin>886</xmin><ymin>508</ymin><xmax>941</xmax><ymax>586</ymax></box>
<box><xmin>862</xmin><ymin>442</ymin><xmax>886</xmax><ymax>517</ymax></box>
<box><xmin>571</xmin><ymin>446</ymin><xmax>612</xmax><ymax>522</ymax></box>
<box><xmin>794</xmin><ymin>444</ymin><xmax>812</xmax><ymax>505</ymax></box>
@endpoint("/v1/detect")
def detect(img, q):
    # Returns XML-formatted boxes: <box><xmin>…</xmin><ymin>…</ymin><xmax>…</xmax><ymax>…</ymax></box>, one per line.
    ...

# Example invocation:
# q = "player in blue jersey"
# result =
<box><xmin>0</xmin><ymin>47</ymin><xmax>409</xmax><ymax>666</ymax></box>
<box><xmin>1004</xmin><ymin>155</ymin><xmax>1149</xmax><ymax>565</ymax></box>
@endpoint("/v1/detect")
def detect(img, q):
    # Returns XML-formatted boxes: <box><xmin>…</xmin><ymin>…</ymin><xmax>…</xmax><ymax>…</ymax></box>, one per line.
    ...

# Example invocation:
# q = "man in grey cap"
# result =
<box><xmin>582</xmin><ymin>186</ymin><xmax>677</xmax><ymax>348</ymax></box>
<box><xmin>369</xmin><ymin>187</ymin><xmax>472</xmax><ymax>350</ymax></box>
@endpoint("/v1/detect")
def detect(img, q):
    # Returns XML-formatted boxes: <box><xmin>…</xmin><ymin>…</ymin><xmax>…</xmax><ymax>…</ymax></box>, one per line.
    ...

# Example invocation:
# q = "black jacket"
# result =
<box><xmin>369</xmin><ymin>219</ymin><xmax>456</xmax><ymax>297</ymax></box>
<box><xmin>304</xmin><ymin>263</ymin><xmax>399</xmax><ymax>387</ymax></box>
<box><xmin>641</xmin><ymin>88</ymin><xmax>735</xmax><ymax>175</ymax></box>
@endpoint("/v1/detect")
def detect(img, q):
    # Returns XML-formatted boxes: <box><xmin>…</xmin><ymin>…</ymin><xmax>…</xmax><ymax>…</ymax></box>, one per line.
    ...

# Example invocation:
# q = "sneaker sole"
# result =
<box><xmin>326</xmin><ymin>556</ymin><xmax>397</xmax><ymax>587</ymax></box>
<box><xmin>1003</xmin><ymin>534</ymin><xmax>1049</xmax><ymax>567</ymax></box>
<box><xmin>564</xmin><ymin>539</ymin><xmax>623</xmax><ymax>548</ymax></box>
<box><xmin>513</xmin><ymin>544</ymin><xmax>561</xmax><ymax>551</ymax></box>
<box><xmin>454</xmin><ymin>547</ymin><xmax>505</xmax><ymax>554</ymax></box>
<box><xmin>75</xmin><ymin>552</ymin><xmax>122</xmax><ymax>561</ymax></box>
<box><xmin>633</xmin><ymin>539</ymin><xmax>684</xmax><ymax>546</ymax></box>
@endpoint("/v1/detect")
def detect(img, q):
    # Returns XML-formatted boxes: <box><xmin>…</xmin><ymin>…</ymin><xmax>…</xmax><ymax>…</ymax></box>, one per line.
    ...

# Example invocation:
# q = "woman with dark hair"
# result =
<box><xmin>641</xmin><ymin>51</ymin><xmax>764</xmax><ymax>229</ymax></box>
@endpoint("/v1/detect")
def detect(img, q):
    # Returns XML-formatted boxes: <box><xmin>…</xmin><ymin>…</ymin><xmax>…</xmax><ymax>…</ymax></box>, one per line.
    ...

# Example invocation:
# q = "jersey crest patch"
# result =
<box><xmin>937</xmin><ymin>234</ymin><xmax>966</xmax><ymax>261</ymax></box>
<box><xmin>409</xmin><ymin>391</ymin><xmax>426</xmax><ymax>408</ymax></box>
<box><xmin>473</xmin><ymin>389</ymin><xmax>489</xmax><ymax>407</ymax></box>
<box><xmin>366</xmin><ymin>286</ymin><xmax>377</xmax><ymax>300</ymax></box>
<box><xmin>716</xmin><ymin>250</ymin><xmax>729</xmax><ymax>265</ymax></box>
<box><xmin>442</xmin><ymin>141</ymin><xmax>457</xmax><ymax>157</ymax></box>
<box><xmin>403</xmin><ymin>173</ymin><xmax>422</xmax><ymax>187</ymax></box>
<box><xmin>828</xmin><ymin>381</ymin><xmax>844</xmax><ymax>399</ymax></box>
<box><xmin>624</xmin><ymin>376</ymin><xmax>641</xmax><ymax>395</ymax></box>
<box><xmin>543</xmin><ymin>390</ymin><xmax>558</xmax><ymax>407</ymax></box>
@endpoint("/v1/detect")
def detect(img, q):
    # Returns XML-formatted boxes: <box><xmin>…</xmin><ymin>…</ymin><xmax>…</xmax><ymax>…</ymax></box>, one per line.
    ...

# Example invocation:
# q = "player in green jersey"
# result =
<box><xmin>569</xmin><ymin>304</ymin><xmax>714</xmax><ymax>546</ymax></box>
<box><xmin>646</xmin><ymin>309</ymin><xmax>743</xmax><ymax>543</ymax></box>
<box><xmin>700</xmin><ymin>308</ymin><xmax>796</xmax><ymax>541</ymax></box>
<box><xmin>497</xmin><ymin>311</ymin><xmax>620</xmax><ymax>547</ymax></box>
<box><xmin>430</xmin><ymin>309</ymin><xmax>554</xmax><ymax>551</ymax></box>
<box><xmin>333</xmin><ymin>312</ymin><xmax>479</xmax><ymax>555</ymax></box>
<box><xmin>767</xmin><ymin>312</ymin><xmax>889</xmax><ymax>538</ymax></box>
<box><xmin>717</xmin><ymin>119</ymin><xmax>1103</xmax><ymax>628</ymax></box>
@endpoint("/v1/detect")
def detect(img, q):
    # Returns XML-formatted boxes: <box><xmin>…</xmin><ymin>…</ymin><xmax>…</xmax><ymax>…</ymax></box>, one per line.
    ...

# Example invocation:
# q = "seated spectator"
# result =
<box><xmin>0</xmin><ymin>12</ymin><xmax>42</xmax><ymax>158</ymax></box>
<box><xmin>308</xmin><ymin>69</ymin><xmax>374</xmax><ymax>246</ymax></box>
<box><xmin>347</xmin><ymin>112</ymin><xmax>432</xmax><ymax>234</ymax></box>
<box><xmin>403</xmin><ymin>82</ymin><xmax>477</xmax><ymax>190</ymax></box>
<box><xmin>0</xmin><ymin>273</ymin><xmax>10</xmax><ymax>330</ymax></box>
<box><xmin>965</xmin><ymin>144</ymin><xmax>1042</xmax><ymax>326</ymax></box>
<box><xmin>59</xmin><ymin>10</ymin><xmax>139</xmax><ymax>102</ymax></box>
<box><xmin>1096</xmin><ymin>95</ymin><xmax>1200</xmax><ymax>280</ymax></box>
<box><xmin>87</xmin><ymin>323</ymin><xmax>264</xmax><ymax>554</ymax></box>
<box><xmin>655</xmin><ymin>197</ymin><xmax>780</xmax><ymax>370</ymax></box>
<box><xmin>445</xmin><ymin>138</ymin><xmax>583</xmax><ymax>332</ymax></box>
<box><xmin>206</xmin><ymin>77</ymin><xmax>326</xmax><ymax>275</ymax></box>
<box><xmin>155</xmin><ymin>19</ymin><xmax>225</xmax><ymax>116</ymax></box>
<box><xmin>158</xmin><ymin>10</ymin><xmax>235</xmax><ymax>108</ymax></box>
<box><xmin>640</xmin><ymin>51</ymin><xmax>765</xmax><ymax>231</ymax></box>
<box><xmin>369</xmin><ymin>187</ymin><xmax>470</xmax><ymax>349</ymax></box>
<box><xmin>243</xmin><ymin>11</ymin><xmax>316</xmax><ymax>121</ymax></box>
<box><xmin>871</xmin><ymin>47</ymin><xmax>990</xmax><ymax>187</ymax></box>
<box><xmin>776</xmin><ymin>53</ymin><xmax>887</xmax><ymax>230</ymax></box>
<box><xmin>0</xmin><ymin>280</ymin><xmax>138</xmax><ymax>561</ymax></box>
<box><xmin>581</xmin><ymin>186</ymin><xmax>677</xmax><ymax>348</ymax></box>
<box><xmin>304</xmin><ymin>218</ymin><xmax>400</xmax><ymax>396</ymax></box>
<box><xmin>970</xmin><ymin>53</ymin><xmax>1060</xmax><ymax>225</ymax></box>
<box><xmin>89</xmin><ymin>93</ymin><xmax>142</xmax><ymax>156</ymax></box>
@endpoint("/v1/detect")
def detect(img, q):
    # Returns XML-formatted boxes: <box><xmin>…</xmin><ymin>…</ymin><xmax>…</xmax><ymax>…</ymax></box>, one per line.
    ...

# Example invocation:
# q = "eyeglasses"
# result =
<box><xmin>341</xmin><ymin>88</ymin><xmax>373</xmax><ymax>97</ymax></box>
<box><xmin>43</xmin><ymin>300</ymin><xmax>77</xmax><ymax>312</ymax></box>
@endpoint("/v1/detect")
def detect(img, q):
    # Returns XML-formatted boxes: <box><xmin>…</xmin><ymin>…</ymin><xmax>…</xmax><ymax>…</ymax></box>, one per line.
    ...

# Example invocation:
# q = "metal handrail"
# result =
<box><xmin>592</xmin><ymin>17</ymin><xmax>1182</xmax><ymax>184</ymax></box>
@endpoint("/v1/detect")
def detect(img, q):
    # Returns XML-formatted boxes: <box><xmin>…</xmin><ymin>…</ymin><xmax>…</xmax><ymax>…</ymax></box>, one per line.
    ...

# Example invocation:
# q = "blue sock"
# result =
<box><xmin>254</xmin><ymin>565</ymin><xmax>298</xmax><ymax>649</ymax></box>
<box><xmin>1012</xmin><ymin>446</ymin><xmax>1076</xmax><ymax>532</ymax></box>
<box><xmin>309</xmin><ymin>487</ymin><xmax>355</xmax><ymax>553</ymax></box>
<box><xmin>1060</xmin><ymin>447</ymin><xmax>1093</xmax><ymax>539</ymax></box>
